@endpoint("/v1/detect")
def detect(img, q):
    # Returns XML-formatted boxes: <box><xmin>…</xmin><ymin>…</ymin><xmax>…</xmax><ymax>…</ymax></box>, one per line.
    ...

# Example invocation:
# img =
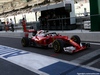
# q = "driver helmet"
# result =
<box><xmin>37</xmin><ymin>30</ymin><xmax>45</xmax><ymax>34</ymax></box>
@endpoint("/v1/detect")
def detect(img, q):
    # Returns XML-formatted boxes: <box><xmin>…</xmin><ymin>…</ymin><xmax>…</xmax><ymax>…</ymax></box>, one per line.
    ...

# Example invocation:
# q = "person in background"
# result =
<box><xmin>10</xmin><ymin>18</ymin><xmax>14</xmax><ymax>32</ymax></box>
<box><xmin>0</xmin><ymin>19</ymin><xmax>2</xmax><ymax>31</ymax></box>
<box><xmin>52</xmin><ymin>14</ymin><xmax>57</xmax><ymax>26</ymax></box>
<box><xmin>5</xmin><ymin>19</ymin><xmax>9</xmax><ymax>32</ymax></box>
<box><xmin>84</xmin><ymin>8</ymin><xmax>88</xmax><ymax>16</ymax></box>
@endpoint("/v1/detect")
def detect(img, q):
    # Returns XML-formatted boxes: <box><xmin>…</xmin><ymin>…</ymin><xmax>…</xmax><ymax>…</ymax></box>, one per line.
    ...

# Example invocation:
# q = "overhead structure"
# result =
<box><xmin>0</xmin><ymin>0</ymin><xmax>13</xmax><ymax>3</ymax></box>
<box><xmin>0</xmin><ymin>0</ymin><xmax>67</xmax><ymax>17</ymax></box>
<box><xmin>13</xmin><ymin>0</ymin><xmax>27</xmax><ymax>10</ymax></box>
<box><xmin>32</xmin><ymin>0</ymin><xmax>76</xmax><ymax>30</ymax></box>
<box><xmin>3</xmin><ymin>2</ymin><xmax>13</xmax><ymax>12</ymax></box>
<box><xmin>28</xmin><ymin>0</ymin><xmax>45</xmax><ymax>6</ymax></box>
<box><xmin>0</xmin><ymin>0</ymin><xmax>28</xmax><ymax>15</ymax></box>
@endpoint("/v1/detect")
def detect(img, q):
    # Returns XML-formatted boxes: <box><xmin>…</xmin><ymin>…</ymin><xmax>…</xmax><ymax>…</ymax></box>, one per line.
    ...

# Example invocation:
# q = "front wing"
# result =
<box><xmin>63</xmin><ymin>43</ymin><xmax>90</xmax><ymax>53</ymax></box>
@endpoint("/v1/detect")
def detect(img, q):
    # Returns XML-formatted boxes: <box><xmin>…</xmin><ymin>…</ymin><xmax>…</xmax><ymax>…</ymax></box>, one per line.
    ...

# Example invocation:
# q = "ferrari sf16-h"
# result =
<box><xmin>21</xmin><ymin>30</ymin><xmax>90</xmax><ymax>53</ymax></box>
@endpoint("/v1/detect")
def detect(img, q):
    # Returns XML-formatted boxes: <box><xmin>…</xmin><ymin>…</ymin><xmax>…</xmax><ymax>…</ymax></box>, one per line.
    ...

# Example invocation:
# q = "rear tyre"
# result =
<box><xmin>53</xmin><ymin>39</ymin><xmax>65</xmax><ymax>53</ymax></box>
<box><xmin>71</xmin><ymin>35</ymin><xmax>81</xmax><ymax>45</ymax></box>
<box><xmin>21</xmin><ymin>37</ymin><xmax>30</xmax><ymax>47</ymax></box>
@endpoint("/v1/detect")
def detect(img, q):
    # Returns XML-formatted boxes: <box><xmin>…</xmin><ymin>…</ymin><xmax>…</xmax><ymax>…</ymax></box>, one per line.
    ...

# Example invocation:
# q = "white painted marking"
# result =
<box><xmin>71</xmin><ymin>49</ymin><xmax>100</xmax><ymax>64</ymax></box>
<box><xmin>87</xmin><ymin>58</ymin><xmax>100</xmax><ymax>66</ymax></box>
<box><xmin>5</xmin><ymin>53</ymin><xmax>58</xmax><ymax>70</ymax></box>
<box><xmin>0</xmin><ymin>45</ymin><xmax>59</xmax><ymax>75</ymax></box>
<box><xmin>0</xmin><ymin>45</ymin><xmax>99</xmax><ymax>75</ymax></box>
<box><xmin>90</xmin><ymin>43</ymin><xmax>100</xmax><ymax>45</ymax></box>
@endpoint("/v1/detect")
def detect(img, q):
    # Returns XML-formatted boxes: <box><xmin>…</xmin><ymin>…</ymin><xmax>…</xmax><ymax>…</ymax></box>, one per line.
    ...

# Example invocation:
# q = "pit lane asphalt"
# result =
<box><xmin>0</xmin><ymin>58</ymin><xmax>38</xmax><ymax>75</ymax></box>
<box><xmin>0</xmin><ymin>37</ymin><xmax>100</xmax><ymax>75</ymax></box>
<box><xmin>0</xmin><ymin>37</ymin><xmax>100</xmax><ymax>62</ymax></box>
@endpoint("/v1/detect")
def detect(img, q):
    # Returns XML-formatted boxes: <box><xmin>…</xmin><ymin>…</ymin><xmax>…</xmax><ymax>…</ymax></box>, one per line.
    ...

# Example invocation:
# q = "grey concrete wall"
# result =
<box><xmin>0</xmin><ymin>31</ymin><xmax>100</xmax><ymax>42</ymax></box>
<box><xmin>59</xmin><ymin>32</ymin><xmax>100</xmax><ymax>42</ymax></box>
<box><xmin>0</xmin><ymin>32</ymin><xmax>24</xmax><ymax>38</ymax></box>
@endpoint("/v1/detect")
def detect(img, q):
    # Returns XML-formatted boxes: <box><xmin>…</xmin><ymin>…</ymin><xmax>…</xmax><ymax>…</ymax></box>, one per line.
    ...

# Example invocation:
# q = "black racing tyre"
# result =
<box><xmin>53</xmin><ymin>39</ymin><xmax>65</xmax><ymax>53</ymax></box>
<box><xmin>71</xmin><ymin>35</ymin><xmax>81</xmax><ymax>45</ymax></box>
<box><xmin>21</xmin><ymin>37</ymin><xmax>30</xmax><ymax>47</ymax></box>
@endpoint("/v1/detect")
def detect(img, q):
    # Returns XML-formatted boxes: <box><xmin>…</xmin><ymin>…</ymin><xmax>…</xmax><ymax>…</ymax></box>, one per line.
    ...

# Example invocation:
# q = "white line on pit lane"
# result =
<box><xmin>82</xmin><ymin>41</ymin><xmax>100</xmax><ymax>45</ymax></box>
<box><xmin>90</xmin><ymin>43</ymin><xmax>100</xmax><ymax>45</ymax></box>
<box><xmin>0</xmin><ymin>45</ymin><xmax>58</xmax><ymax>75</ymax></box>
<box><xmin>0</xmin><ymin>45</ymin><xmax>99</xmax><ymax>75</ymax></box>
<box><xmin>86</xmin><ymin>58</ymin><xmax>100</xmax><ymax>66</ymax></box>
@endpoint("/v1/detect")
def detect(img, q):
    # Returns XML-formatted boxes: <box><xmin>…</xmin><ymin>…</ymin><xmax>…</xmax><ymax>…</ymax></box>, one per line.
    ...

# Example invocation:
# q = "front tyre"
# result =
<box><xmin>53</xmin><ymin>39</ymin><xmax>65</xmax><ymax>53</ymax></box>
<box><xmin>21</xmin><ymin>37</ymin><xmax>30</xmax><ymax>47</ymax></box>
<box><xmin>71</xmin><ymin>35</ymin><xmax>81</xmax><ymax>45</ymax></box>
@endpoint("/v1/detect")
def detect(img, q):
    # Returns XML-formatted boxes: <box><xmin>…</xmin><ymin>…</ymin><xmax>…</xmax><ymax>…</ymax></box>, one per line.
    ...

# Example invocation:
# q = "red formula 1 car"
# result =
<box><xmin>21</xmin><ymin>30</ymin><xmax>90</xmax><ymax>53</ymax></box>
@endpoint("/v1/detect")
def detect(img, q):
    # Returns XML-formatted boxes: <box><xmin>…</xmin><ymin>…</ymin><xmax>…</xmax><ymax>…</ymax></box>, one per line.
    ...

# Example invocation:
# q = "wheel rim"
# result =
<box><xmin>54</xmin><ymin>45</ymin><xmax>58</xmax><ymax>50</ymax></box>
<box><xmin>53</xmin><ymin>41</ymin><xmax>60</xmax><ymax>52</ymax></box>
<box><xmin>71</xmin><ymin>35</ymin><xmax>81</xmax><ymax>45</ymax></box>
<box><xmin>71</xmin><ymin>37</ymin><xmax>77</xmax><ymax>42</ymax></box>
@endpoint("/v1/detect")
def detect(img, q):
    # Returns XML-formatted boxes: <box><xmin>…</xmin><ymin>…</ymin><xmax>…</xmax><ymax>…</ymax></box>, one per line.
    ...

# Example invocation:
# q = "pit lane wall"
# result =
<box><xmin>58</xmin><ymin>32</ymin><xmax>100</xmax><ymax>43</ymax></box>
<box><xmin>0</xmin><ymin>32</ymin><xmax>24</xmax><ymax>38</ymax></box>
<box><xmin>0</xmin><ymin>31</ymin><xmax>100</xmax><ymax>43</ymax></box>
